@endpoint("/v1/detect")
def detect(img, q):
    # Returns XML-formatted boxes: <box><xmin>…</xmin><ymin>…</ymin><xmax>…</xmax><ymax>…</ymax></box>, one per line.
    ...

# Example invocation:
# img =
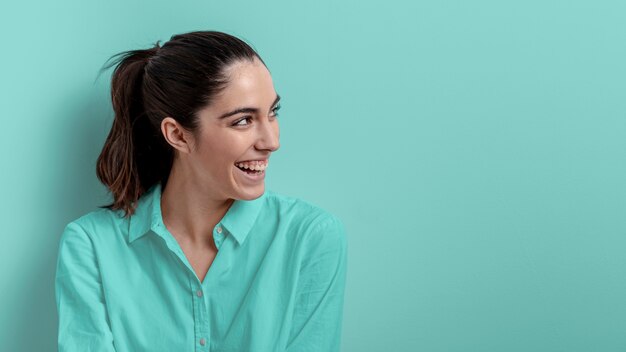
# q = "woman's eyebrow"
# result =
<box><xmin>218</xmin><ymin>94</ymin><xmax>281</xmax><ymax>119</ymax></box>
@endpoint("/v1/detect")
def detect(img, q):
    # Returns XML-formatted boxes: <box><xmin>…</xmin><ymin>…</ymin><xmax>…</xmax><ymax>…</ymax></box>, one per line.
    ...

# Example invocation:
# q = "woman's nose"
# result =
<box><xmin>256</xmin><ymin>120</ymin><xmax>280</xmax><ymax>152</ymax></box>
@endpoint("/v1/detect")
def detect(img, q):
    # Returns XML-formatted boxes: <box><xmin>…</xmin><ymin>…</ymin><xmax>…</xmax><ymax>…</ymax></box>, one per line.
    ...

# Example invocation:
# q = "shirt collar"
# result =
<box><xmin>128</xmin><ymin>182</ymin><xmax>267</xmax><ymax>245</ymax></box>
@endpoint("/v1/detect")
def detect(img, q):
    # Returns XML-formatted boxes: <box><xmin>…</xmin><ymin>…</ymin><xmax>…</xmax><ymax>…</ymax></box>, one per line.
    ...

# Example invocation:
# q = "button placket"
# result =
<box><xmin>192</xmin><ymin>279</ymin><xmax>209</xmax><ymax>351</ymax></box>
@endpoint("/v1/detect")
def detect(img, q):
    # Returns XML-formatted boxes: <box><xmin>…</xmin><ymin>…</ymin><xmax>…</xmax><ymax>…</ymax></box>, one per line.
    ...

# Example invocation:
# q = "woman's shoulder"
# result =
<box><xmin>61</xmin><ymin>207</ymin><xmax>128</xmax><ymax>242</ymax></box>
<box><xmin>263</xmin><ymin>190</ymin><xmax>347</xmax><ymax>262</ymax></box>
<box><xmin>263</xmin><ymin>189</ymin><xmax>345</xmax><ymax>237</ymax></box>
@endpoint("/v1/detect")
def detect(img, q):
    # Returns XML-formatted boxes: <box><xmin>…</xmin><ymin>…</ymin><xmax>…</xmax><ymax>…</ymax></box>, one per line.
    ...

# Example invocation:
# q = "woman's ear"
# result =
<box><xmin>160</xmin><ymin>117</ymin><xmax>196</xmax><ymax>154</ymax></box>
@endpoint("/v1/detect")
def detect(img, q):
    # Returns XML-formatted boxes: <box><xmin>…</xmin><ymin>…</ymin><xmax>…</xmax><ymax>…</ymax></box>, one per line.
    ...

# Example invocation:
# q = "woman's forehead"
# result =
<box><xmin>195</xmin><ymin>68</ymin><xmax>276</xmax><ymax>121</ymax></box>
<box><xmin>213</xmin><ymin>63</ymin><xmax>275</xmax><ymax>107</ymax></box>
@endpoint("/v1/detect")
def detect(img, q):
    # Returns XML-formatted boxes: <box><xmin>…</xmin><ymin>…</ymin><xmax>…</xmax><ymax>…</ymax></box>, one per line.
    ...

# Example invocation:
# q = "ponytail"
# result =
<box><xmin>96</xmin><ymin>42</ymin><xmax>170</xmax><ymax>218</ymax></box>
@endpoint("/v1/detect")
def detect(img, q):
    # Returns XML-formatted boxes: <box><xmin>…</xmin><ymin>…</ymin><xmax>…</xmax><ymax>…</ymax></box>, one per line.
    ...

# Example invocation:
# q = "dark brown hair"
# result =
<box><xmin>96</xmin><ymin>30</ymin><xmax>266</xmax><ymax>218</ymax></box>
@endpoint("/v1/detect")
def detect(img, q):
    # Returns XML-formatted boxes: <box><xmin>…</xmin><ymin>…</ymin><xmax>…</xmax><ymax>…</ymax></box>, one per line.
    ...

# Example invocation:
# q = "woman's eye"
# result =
<box><xmin>233</xmin><ymin>117</ymin><xmax>252</xmax><ymax>126</ymax></box>
<box><xmin>232</xmin><ymin>104</ymin><xmax>281</xmax><ymax>127</ymax></box>
<box><xmin>271</xmin><ymin>104</ymin><xmax>281</xmax><ymax>117</ymax></box>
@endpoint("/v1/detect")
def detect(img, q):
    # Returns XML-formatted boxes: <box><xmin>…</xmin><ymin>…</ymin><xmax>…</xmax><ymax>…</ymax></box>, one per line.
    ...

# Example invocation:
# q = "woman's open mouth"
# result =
<box><xmin>234</xmin><ymin>160</ymin><xmax>268</xmax><ymax>181</ymax></box>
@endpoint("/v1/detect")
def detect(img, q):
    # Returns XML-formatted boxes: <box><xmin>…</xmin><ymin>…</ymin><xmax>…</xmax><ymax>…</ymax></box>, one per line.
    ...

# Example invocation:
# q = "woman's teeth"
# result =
<box><xmin>235</xmin><ymin>160</ymin><xmax>268</xmax><ymax>171</ymax></box>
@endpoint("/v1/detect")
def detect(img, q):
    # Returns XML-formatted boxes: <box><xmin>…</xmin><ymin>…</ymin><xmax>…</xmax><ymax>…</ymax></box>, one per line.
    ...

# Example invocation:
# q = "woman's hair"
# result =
<box><xmin>96</xmin><ymin>30</ymin><xmax>266</xmax><ymax>218</ymax></box>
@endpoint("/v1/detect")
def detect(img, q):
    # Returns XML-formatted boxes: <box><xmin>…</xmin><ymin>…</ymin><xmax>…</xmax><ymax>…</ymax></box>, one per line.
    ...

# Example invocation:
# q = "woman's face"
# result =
<box><xmin>185</xmin><ymin>57</ymin><xmax>281</xmax><ymax>200</ymax></box>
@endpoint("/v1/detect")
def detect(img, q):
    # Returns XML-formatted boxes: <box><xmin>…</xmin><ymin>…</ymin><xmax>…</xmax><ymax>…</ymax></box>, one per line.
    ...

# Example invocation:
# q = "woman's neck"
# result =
<box><xmin>159</xmin><ymin>168</ymin><xmax>235</xmax><ymax>248</ymax></box>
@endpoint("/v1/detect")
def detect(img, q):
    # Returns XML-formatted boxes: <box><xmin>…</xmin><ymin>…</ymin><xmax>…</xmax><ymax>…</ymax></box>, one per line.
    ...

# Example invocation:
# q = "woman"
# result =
<box><xmin>55</xmin><ymin>30</ymin><xmax>348</xmax><ymax>352</ymax></box>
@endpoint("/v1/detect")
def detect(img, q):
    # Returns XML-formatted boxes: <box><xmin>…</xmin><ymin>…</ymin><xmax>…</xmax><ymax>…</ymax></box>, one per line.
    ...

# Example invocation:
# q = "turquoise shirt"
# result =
<box><xmin>55</xmin><ymin>183</ymin><xmax>348</xmax><ymax>351</ymax></box>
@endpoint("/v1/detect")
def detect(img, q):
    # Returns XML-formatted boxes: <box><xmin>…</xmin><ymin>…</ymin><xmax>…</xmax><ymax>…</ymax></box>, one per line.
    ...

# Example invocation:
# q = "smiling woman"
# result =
<box><xmin>54</xmin><ymin>31</ymin><xmax>348</xmax><ymax>352</ymax></box>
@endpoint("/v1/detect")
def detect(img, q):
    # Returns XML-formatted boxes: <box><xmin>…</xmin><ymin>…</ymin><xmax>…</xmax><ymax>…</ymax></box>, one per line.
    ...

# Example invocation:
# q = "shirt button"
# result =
<box><xmin>196</xmin><ymin>290</ymin><xmax>203</xmax><ymax>297</ymax></box>
<box><xmin>199</xmin><ymin>338</ymin><xmax>206</xmax><ymax>346</ymax></box>
<box><xmin>216</xmin><ymin>226</ymin><xmax>222</xmax><ymax>233</ymax></box>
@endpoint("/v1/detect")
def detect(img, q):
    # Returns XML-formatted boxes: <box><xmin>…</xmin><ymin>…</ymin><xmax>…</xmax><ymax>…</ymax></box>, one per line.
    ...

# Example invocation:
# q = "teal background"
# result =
<box><xmin>1</xmin><ymin>0</ymin><xmax>625</xmax><ymax>351</ymax></box>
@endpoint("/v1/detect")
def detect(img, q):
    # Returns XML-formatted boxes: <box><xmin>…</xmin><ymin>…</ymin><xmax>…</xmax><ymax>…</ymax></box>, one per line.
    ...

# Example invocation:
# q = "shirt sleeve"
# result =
<box><xmin>55</xmin><ymin>221</ymin><xmax>116</xmax><ymax>352</ymax></box>
<box><xmin>286</xmin><ymin>214</ymin><xmax>349</xmax><ymax>352</ymax></box>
